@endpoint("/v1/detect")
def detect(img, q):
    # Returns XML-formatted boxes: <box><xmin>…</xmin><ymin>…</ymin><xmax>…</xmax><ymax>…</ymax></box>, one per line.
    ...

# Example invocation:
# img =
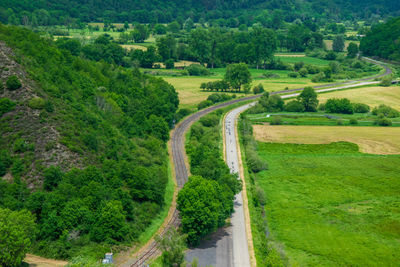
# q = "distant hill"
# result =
<box><xmin>0</xmin><ymin>0</ymin><xmax>399</xmax><ymax>25</ymax></box>
<box><xmin>360</xmin><ymin>17</ymin><xmax>400</xmax><ymax>61</ymax></box>
<box><xmin>0</xmin><ymin>24</ymin><xmax>178</xmax><ymax>258</ymax></box>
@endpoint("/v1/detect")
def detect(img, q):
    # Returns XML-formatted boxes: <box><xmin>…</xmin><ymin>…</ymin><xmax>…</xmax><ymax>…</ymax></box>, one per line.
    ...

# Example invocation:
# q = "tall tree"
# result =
<box><xmin>251</xmin><ymin>27</ymin><xmax>277</xmax><ymax>69</ymax></box>
<box><xmin>347</xmin><ymin>42</ymin><xmax>359</xmax><ymax>58</ymax></box>
<box><xmin>332</xmin><ymin>35</ymin><xmax>345</xmax><ymax>52</ymax></box>
<box><xmin>189</xmin><ymin>28</ymin><xmax>211</xmax><ymax>65</ymax></box>
<box><xmin>156</xmin><ymin>34</ymin><xmax>177</xmax><ymax>61</ymax></box>
<box><xmin>0</xmin><ymin>208</ymin><xmax>36</xmax><ymax>267</ymax></box>
<box><xmin>297</xmin><ymin>86</ymin><xmax>319</xmax><ymax>112</ymax></box>
<box><xmin>224</xmin><ymin>63</ymin><xmax>252</xmax><ymax>91</ymax></box>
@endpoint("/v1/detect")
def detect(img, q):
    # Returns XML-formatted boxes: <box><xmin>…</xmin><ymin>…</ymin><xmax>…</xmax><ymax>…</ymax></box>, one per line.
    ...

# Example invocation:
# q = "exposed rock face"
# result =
<box><xmin>0</xmin><ymin>42</ymin><xmax>81</xmax><ymax>188</ymax></box>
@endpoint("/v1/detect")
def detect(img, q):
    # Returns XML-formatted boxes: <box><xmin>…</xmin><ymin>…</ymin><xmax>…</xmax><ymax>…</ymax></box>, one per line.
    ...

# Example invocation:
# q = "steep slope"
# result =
<box><xmin>0</xmin><ymin>24</ymin><xmax>178</xmax><ymax>259</ymax></box>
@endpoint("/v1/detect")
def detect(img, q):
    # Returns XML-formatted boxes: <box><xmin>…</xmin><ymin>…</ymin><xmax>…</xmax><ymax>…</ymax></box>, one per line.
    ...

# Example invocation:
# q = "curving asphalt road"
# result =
<box><xmin>127</xmin><ymin>57</ymin><xmax>391</xmax><ymax>267</ymax></box>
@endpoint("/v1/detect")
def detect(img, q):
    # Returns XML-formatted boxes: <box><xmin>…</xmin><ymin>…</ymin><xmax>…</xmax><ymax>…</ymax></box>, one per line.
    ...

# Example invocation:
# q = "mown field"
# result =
<box><xmin>254</xmin><ymin>141</ymin><xmax>400</xmax><ymax>266</ymax></box>
<box><xmin>253</xmin><ymin>125</ymin><xmax>400</xmax><ymax>154</ymax></box>
<box><xmin>317</xmin><ymin>86</ymin><xmax>400</xmax><ymax>110</ymax></box>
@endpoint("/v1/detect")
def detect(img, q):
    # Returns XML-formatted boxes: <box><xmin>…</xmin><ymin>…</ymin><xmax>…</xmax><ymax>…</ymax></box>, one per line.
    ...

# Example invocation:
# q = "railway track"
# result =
<box><xmin>128</xmin><ymin>57</ymin><xmax>391</xmax><ymax>266</ymax></box>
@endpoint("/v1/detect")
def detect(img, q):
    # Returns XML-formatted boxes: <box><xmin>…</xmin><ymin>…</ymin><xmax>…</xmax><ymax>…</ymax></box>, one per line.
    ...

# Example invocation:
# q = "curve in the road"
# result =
<box><xmin>128</xmin><ymin>57</ymin><xmax>391</xmax><ymax>267</ymax></box>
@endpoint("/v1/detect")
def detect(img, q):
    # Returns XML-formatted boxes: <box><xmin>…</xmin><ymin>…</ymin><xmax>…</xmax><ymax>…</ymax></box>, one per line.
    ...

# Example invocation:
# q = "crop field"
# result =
<box><xmin>253</xmin><ymin>125</ymin><xmax>400</xmax><ymax>154</ymax></box>
<box><xmin>162</xmin><ymin>69</ymin><xmax>323</xmax><ymax>109</ymax></box>
<box><xmin>317</xmin><ymin>86</ymin><xmax>400</xmax><ymax>110</ymax></box>
<box><xmin>254</xmin><ymin>141</ymin><xmax>400</xmax><ymax>266</ymax></box>
<box><xmin>324</xmin><ymin>40</ymin><xmax>360</xmax><ymax>50</ymax></box>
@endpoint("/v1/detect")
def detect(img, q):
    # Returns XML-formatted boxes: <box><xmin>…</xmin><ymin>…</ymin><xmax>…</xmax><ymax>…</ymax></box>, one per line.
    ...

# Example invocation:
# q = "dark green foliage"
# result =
<box><xmin>186</xmin><ymin>64</ymin><xmax>210</xmax><ymax>76</ymax></box>
<box><xmin>347</xmin><ymin>42</ymin><xmax>359</xmax><ymax>58</ymax></box>
<box><xmin>0</xmin><ymin>97</ymin><xmax>16</xmax><ymax>116</ymax></box>
<box><xmin>28</xmin><ymin>97</ymin><xmax>46</xmax><ymax>109</ymax></box>
<box><xmin>360</xmin><ymin>17</ymin><xmax>400</xmax><ymax>61</ymax></box>
<box><xmin>6</xmin><ymin>75</ymin><xmax>22</xmax><ymax>90</ymax></box>
<box><xmin>253</xmin><ymin>83</ymin><xmax>264</xmax><ymax>94</ymax></box>
<box><xmin>0</xmin><ymin>24</ymin><xmax>178</xmax><ymax>258</ymax></box>
<box><xmin>132</xmin><ymin>24</ymin><xmax>149</xmax><ymax>43</ymax></box>
<box><xmin>0</xmin><ymin>207</ymin><xmax>36</xmax><ymax>267</ymax></box>
<box><xmin>156</xmin><ymin>228</ymin><xmax>186</xmax><ymax>267</ymax></box>
<box><xmin>43</xmin><ymin>166</ymin><xmax>63</xmax><ymax>191</ymax></box>
<box><xmin>372</xmin><ymin>104</ymin><xmax>400</xmax><ymax>118</ymax></box>
<box><xmin>284</xmin><ymin>100</ymin><xmax>305</xmax><ymax>112</ymax></box>
<box><xmin>332</xmin><ymin>35</ymin><xmax>345</xmax><ymax>52</ymax></box>
<box><xmin>225</xmin><ymin>63</ymin><xmax>252</xmax><ymax>91</ymax></box>
<box><xmin>207</xmin><ymin>93</ymin><xmax>233</xmax><ymax>104</ymax></box>
<box><xmin>288</xmin><ymin>72</ymin><xmax>299</xmax><ymax>78</ymax></box>
<box><xmin>325</xmin><ymin>98</ymin><xmax>354</xmax><ymax>114</ymax></box>
<box><xmin>375</xmin><ymin>116</ymin><xmax>392</xmax><ymax>126</ymax></box>
<box><xmin>352</xmin><ymin>103</ymin><xmax>370</xmax><ymax>113</ymax></box>
<box><xmin>197</xmin><ymin>100</ymin><xmax>213</xmax><ymax>110</ymax></box>
<box><xmin>297</xmin><ymin>87</ymin><xmax>318</xmax><ymax>112</ymax></box>
<box><xmin>199</xmin><ymin>114</ymin><xmax>219</xmax><ymax>127</ymax></box>
<box><xmin>260</xmin><ymin>95</ymin><xmax>284</xmax><ymax>112</ymax></box>
<box><xmin>270</xmin><ymin>116</ymin><xmax>283</xmax><ymax>125</ymax></box>
<box><xmin>349</xmin><ymin>118</ymin><xmax>358</xmax><ymax>125</ymax></box>
<box><xmin>164</xmin><ymin>59</ymin><xmax>174</xmax><ymax>69</ymax></box>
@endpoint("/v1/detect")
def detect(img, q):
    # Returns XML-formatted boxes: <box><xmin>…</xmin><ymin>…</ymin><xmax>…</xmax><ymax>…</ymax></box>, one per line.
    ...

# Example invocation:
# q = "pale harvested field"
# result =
<box><xmin>324</xmin><ymin>40</ymin><xmax>360</xmax><ymax>50</ymax></box>
<box><xmin>253</xmin><ymin>125</ymin><xmax>400</xmax><ymax>154</ymax></box>
<box><xmin>121</xmin><ymin>44</ymin><xmax>147</xmax><ymax>51</ymax></box>
<box><xmin>25</xmin><ymin>254</ymin><xmax>67</xmax><ymax>267</ymax></box>
<box><xmin>318</xmin><ymin>86</ymin><xmax>400</xmax><ymax>110</ymax></box>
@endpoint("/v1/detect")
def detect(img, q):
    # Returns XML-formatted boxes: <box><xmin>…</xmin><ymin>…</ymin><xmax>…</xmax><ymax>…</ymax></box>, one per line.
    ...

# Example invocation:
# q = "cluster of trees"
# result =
<box><xmin>321</xmin><ymin>98</ymin><xmax>370</xmax><ymax>114</ymax></box>
<box><xmin>0</xmin><ymin>24</ymin><xmax>179</xmax><ymax>260</ymax></box>
<box><xmin>178</xmin><ymin>112</ymin><xmax>241</xmax><ymax>245</ymax></box>
<box><xmin>197</xmin><ymin>93</ymin><xmax>235</xmax><ymax>110</ymax></box>
<box><xmin>360</xmin><ymin>17</ymin><xmax>400</xmax><ymax>61</ymax></box>
<box><xmin>2</xmin><ymin>0</ymin><xmax>399</xmax><ymax>27</ymax></box>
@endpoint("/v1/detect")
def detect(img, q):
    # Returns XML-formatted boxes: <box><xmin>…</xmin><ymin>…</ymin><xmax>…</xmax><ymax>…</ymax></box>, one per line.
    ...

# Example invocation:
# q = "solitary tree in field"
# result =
<box><xmin>332</xmin><ymin>35</ymin><xmax>345</xmax><ymax>52</ymax></box>
<box><xmin>0</xmin><ymin>208</ymin><xmax>36</xmax><ymax>267</ymax></box>
<box><xmin>297</xmin><ymin>86</ymin><xmax>319</xmax><ymax>112</ymax></box>
<box><xmin>224</xmin><ymin>63</ymin><xmax>252</xmax><ymax>92</ymax></box>
<box><xmin>347</xmin><ymin>42</ymin><xmax>359</xmax><ymax>58</ymax></box>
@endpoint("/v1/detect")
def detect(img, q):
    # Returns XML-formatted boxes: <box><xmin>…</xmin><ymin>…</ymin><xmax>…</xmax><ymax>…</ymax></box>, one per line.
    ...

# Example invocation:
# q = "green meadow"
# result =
<box><xmin>255</xmin><ymin>142</ymin><xmax>400</xmax><ymax>266</ymax></box>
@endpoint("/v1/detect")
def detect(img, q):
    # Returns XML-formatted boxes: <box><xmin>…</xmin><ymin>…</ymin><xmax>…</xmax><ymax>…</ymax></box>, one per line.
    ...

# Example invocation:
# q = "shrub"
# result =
<box><xmin>246</xmin><ymin>150</ymin><xmax>268</xmax><ymax>173</ymax></box>
<box><xmin>0</xmin><ymin>98</ymin><xmax>16</xmax><ymax>116</ymax></box>
<box><xmin>186</xmin><ymin>64</ymin><xmax>210</xmax><ymax>76</ymax></box>
<box><xmin>165</xmin><ymin>59</ymin><xmax>174</xmax><ymax>69</ymax></box>
<box><xmin>305</xmin><ymin>64</ymin><xmax>320</xmax><ymax>74</ymax></box>
<box><xmin>13</xmin><ymin>138</ymin><xmax>35</xmax><ymax>153</ymax></box>
<box><xmin>284</xmin><ymin>100</ymin><xmax>305</xmax><ymax>112</ymax></box>
<box><xmin>311</xmin><ymin>72</ymin><xmax>325</xmax><ymax>83</ymax></box>
<box><xmin>325</xmin><ymin>51</ymin><xmax>337</xmax><ymax>60</ymax></box>
<box><xmin>270</xmin><ymin>116</ymin><xmax>283</xmax><ymax>125</ymax></box>
<box><xmin>375</xmin><ymin>117</ymin><xmax>392</xmax><ymax>126</ymax></box>
<box><xmin>262</xmin><ymin>72</ymin><xmax>280</xmax><ymax>78</ymax></box>
<box><xmin>352</xmin><ymin>103</ymin><xmax>370</xmax><ymax>113</ymax></box>
<box><xmin>6</xmin><ymin>75</ymin><xmax>22</xmax><ymax>90</ymax></box>
<box><xmin>197</xmin><ymin>100</ymin><xmax>213</xmax><ymax>110</ymax></box>
<box><xmin>261</xmin><ymin>95</ymin><xmax>284</xmax><ymax>112</ymax></box>
<box><xmin>253</xmin><ymin>83</ymin><xmax>264</xmax><ymax>94</ymax></box>
<box><xmin>298</xmin><ymin>68</ymin><xmax>308</xmax><ymax>77</ymax></box>
<box><xmin>288</xmin><ymin>72</ymin><xmax>298</xmax><ymax>78</ymax></box>
<box><xmin>28</xmin><ymin>97</ymin><xmax>46</xmax><ymax>109</ymax></box>
<box><xmin>294</xmin><ymin>61</ymin><xmax>305</xmax><ymax>71</ymax></box>
<box><xmin>336</xmin><ymin>120</ymin><xmax>344</xmax><ymax>125</ymax></box>
<box><xmin>380</xmin><ymin>76</ymin><xmax>393</xmax><ymax>87</ymax></box>
<box><xmin>199</xmin><ymin>114</ymin><xmax>220</xmax><ymax>127</ymax></box>
<box><xmin>372</xmin><ymin>104</ymin><xmax>400</xmax><ymax>118</ymax></box>
<box><xmin>207</xmin><ymin>93</ymin><xmax>232</xmax><ymax>104</ymax></box>
<box><xmin>325</xmin><ymin>98</ymin><xmax>354</xmax><ymax>114</ymax></box>
<box><xmin>349</xmin><ymin>118</ymin><xmax>358</xmax><ymax>125</ymax></box>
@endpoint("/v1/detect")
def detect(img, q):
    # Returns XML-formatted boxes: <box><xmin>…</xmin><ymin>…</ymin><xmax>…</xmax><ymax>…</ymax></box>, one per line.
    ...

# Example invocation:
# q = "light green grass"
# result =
<box><xmin>254</xmin><ymin>142</ymin><xmax>400</xmax><ymax>266</ymax></box>
<box><xmin>275</xmin><ymin>56</ymin><xmax>330</xmax><ymax>66</ymax></box>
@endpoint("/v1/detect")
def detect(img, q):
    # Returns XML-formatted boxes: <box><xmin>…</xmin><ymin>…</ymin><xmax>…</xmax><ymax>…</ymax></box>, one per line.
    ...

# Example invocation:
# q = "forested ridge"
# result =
<box><xmin>0</xmin><ymin>24</ymin><xmax>178</xmax><ymax>260</ymax></box>
<box><xmin>1</xmin><ymin>0</ymin><xmax>399</xmax><ymax>26</ymax></box>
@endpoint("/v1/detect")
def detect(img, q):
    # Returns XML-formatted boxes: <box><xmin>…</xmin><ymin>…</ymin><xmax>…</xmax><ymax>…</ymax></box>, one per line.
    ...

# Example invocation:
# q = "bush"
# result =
<box><xmin>0</xmin><ymin>98</ymin><xmax>16</xmax><ymax>116</ymax></box>
<box><xmin>352</xmin><ymin>103</ymin><xmax>370</xmax><ymax>113</ymax></box>
<box><xmin>298</xmin><ymin>68</ymin><xmax>308</xmax><ymax>77</ymax></box>
<box><xmin>349</xmin><ymin>118</ymin><xmax>358</xmax><ymax>125</ymax></box>
<box><xmin>197</xmin><ymin>100</ymin><xmax>213</xmax><ymax>110</ymax></box>
<box><xmin>207</xmin><ymin>93</ymin><xmax>232</xmax><ymax>104</ymax></box>
<box><xmin>372</xmin><ymin>104</ymin><xmax>400</xmax><ymax>118</ymax></box>
<box><xmin>253</xmin><ymin>84</ymin><xmax>264</xmax><ymax>94</ymax></box>
<box><xmin>270</xmin><ymin>116</ymin><xmax>283</xmax><ymax>125</ymax></box>
<box><xmin>311</xmin><ymin>72</ymin><xmax>325</xmax><ymax>83</ymax></box>
<box><xmin>28</xmin><ymin>97</ymin><xmax>46</xmax><ymax>109</ymax></box>
<box><xmin>380</xmin><ymin>76</ymin><xmax>393</xmax><ymax>87</ymax></box>
<box><xmin>6</xmin><ymin>75</ymin><xmax>22</xmax><ymax>90</ymax></box>
<box><xmin>262</xmin><ymin>72</ymin><xmax>280</xmax><ymax>78</ymax></box>
<box><xmin>186</xmin><ymin>64</ymin><xmax>210</xmax><ymax>76</ymax></box>
<box><xmin>0</xmin><ymin>82</ymin><xmax>3</xmax><ymax>93</ymax></box>
<box><xmin>325</xmin><ymin>98</ymin><xmax>354</xmax><ymax>114</ymax></box>
<box><xmin>261</xmin><ymin>95</ymin><xmax>284</xmax><ymax>112</ymax></box>
<box><xmin>246</xmin><ymin>150</ymin><xmax>268</xmax><ymax>173</ymax></box>
<box><xmin>288</xmin><ymin>72</ymin><xmax>299</xmax><ymax>78</ymax></box>
<box><xmin>165</xmin><ymin>59</ymin><xmax>174</xmax><ymax>69</ymax></box>
<box><xmin>13</xmin><ymin>138</ymin><xmax>35</xmax><ymax>153</ymax></box>
<box><xmin>325</xmin><ymin>51</ymin><xmax>337</xmax><ymax>60</ymax></box>
<box><xmin>294</xmin><ymin>61</ymin><xmax>305</xmax><ymax>71</ymax></box>
<box><xmin>199</xmin><ymin>114</ymin><xmax>220</xmax><ymax>127</ymax></box>
<box><xmin>284</xmin><ymin>100</ymin><xmax>305</xmax><ymax>112</ymax></box>
<box><xmin>375</xmin><ymin>117</ymin><xmax>392</xmax><ymax>126</ymax></box>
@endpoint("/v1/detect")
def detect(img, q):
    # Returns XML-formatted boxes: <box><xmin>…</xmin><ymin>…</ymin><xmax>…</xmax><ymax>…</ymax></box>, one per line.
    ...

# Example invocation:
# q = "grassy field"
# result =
<box><xmin>254</xmin><ymin>141</ymin><xmax>400</xmax><ymax>266</ymax></box>
<box><xmin>324</xmin><ymin>40</ymin><xmax>360</xmax><ymax>50</ymax></box>
<box><xmin>253</xmin><ymin>125</ymin><xmax>400</xmax><ymax>154</ymax></box>
<box><xmin>275</xmin><ymin>55</ymin><xmax>330</xmax><ymax>66</ymax></box>
<box><xmin>317</xmin><ymin>86</ymin><xmax>400</xmax><ymax>110</ymax></box>
<box><xmin>162</xmin><ymin>69</ymin><xmax>324</xmax><ymax>109</ymax></box>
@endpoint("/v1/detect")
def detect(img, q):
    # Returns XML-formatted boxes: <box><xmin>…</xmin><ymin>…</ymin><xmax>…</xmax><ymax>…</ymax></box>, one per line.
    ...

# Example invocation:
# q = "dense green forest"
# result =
<box><xmin>0</xmin><ymin>24</ymin><xmax>178</xmax><ymax>260</ymax></box>
<box><xmin>1</xmin><ymin>0</ymin><xmax>399</xmax><ymax>26</ymax></box>
<box><xmin>360</xmin><ymin>17</ymin><xmax>400</xmax><ymax>61</ymax></box>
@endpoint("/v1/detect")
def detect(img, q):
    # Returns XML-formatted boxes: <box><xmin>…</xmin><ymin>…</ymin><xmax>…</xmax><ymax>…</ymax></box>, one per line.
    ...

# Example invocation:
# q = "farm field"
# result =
<box><xmin>324</xmin><ymin>39</ymin><xmax>360</xmax><ymax>50</ymax></box>
<box><xmin>254</xmin><ymin>141</ymin><xmax>400</xmax><ymax>266</ymax></box>
<box><xmin>253</xmin><ymin>125</ymin><xmax>400</xmax><ymax>154</ymax></box>
<box><xmin>317</xmin><ymin>86</ymin><xmax>400</xmax><ymax>110</ymax></box>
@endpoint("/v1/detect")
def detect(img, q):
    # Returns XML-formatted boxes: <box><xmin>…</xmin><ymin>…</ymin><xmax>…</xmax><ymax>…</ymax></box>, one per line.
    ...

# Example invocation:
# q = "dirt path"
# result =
<box><xmin>24</xmin><ymin>254</ymin><xmax>67</xmax><ymax>267</ymax></box>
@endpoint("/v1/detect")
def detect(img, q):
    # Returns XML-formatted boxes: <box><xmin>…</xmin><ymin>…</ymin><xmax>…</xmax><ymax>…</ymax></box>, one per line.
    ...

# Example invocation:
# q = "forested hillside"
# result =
<box><xmin>360</xmin><ymin>17</ymin><xmax>400</xmax><ymax>61</ymax></box>
<box><xmin>0</xmin><ymin>24</ymin><xmax>178</xmax><ymax>259</ymax></box>
<box><xmin>1</xmin><ymin>0</ymin><xmax>399</xmax><ymax>26</ymax></box>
